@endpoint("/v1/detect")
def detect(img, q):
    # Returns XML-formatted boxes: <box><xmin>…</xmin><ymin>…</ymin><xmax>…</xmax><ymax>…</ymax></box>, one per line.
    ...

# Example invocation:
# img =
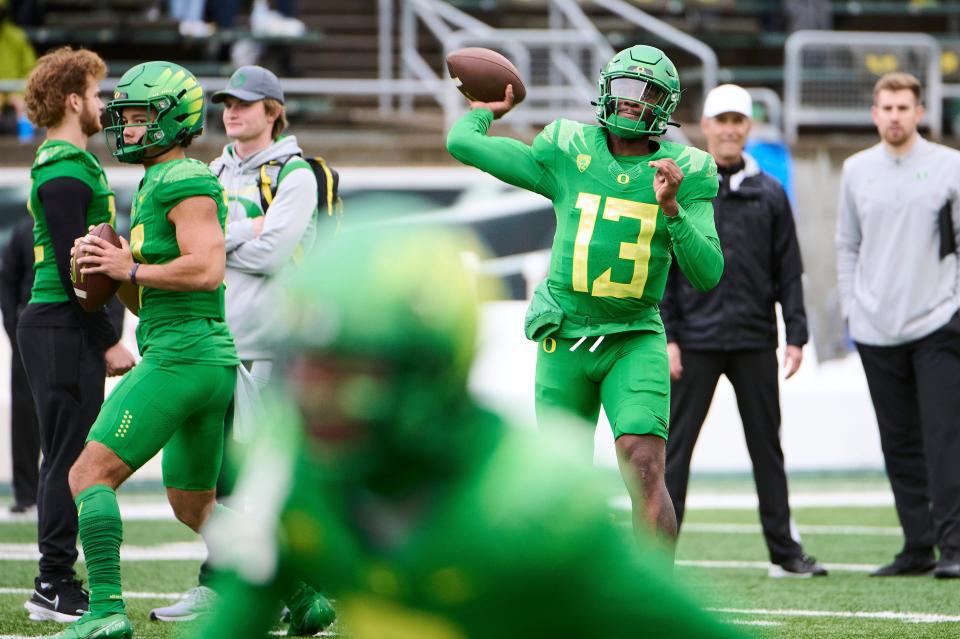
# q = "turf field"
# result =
<box><xmin>0</xmin><ymin>473</ymin><xmax>957</xmax><ymax>638</ymax></box>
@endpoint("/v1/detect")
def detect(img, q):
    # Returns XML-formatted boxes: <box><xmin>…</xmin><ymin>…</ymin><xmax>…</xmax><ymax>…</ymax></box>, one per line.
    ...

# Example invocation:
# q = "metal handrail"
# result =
<box><xmin>590</xmin><ymin>0</ymin><xmax>718</xmax><ymax>98</ymax></box>
<box><xmin>784</xmin><ymin>30</ymin><xmax>942</xmax><ymax>143</ymax></box>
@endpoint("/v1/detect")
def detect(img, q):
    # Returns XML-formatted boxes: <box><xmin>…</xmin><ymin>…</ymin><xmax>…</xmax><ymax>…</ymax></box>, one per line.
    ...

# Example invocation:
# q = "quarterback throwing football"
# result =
<box><xmin>447</xmin><ymin>45</ymin><xmax>723</xmax><ymax>544</ymax></box>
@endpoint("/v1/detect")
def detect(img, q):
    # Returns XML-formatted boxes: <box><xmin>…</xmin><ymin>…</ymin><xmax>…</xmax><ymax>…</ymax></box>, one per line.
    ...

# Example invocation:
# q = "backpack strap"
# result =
<box><xmin>313</xmin><ymin>156</ymin><xmax>336</xmax><ymax>217</ymax></box>
<box><xmin>258</xmin><ymin>160</ymin><xmax>283</xmax><ymax>210</ymax></box>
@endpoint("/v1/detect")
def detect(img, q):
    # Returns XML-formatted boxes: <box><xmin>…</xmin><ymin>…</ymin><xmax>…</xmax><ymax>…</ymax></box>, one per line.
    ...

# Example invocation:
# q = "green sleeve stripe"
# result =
<box><xmin>277</xmin><ymin>157</ymin><xmax>313</xmax><ymax>182</ymax></box>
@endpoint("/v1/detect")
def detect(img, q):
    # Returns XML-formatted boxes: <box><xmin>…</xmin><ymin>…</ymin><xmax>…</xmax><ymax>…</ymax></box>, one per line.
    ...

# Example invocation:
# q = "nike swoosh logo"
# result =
<box><xmin>91</xmin><ymin>620</ymin><xmax>127</xmax><ymax>638</ymax></box>
<box><xmin>34</xmin><ymin>592</ymin><xmax>59</xmax><ymax>608</ymax></box>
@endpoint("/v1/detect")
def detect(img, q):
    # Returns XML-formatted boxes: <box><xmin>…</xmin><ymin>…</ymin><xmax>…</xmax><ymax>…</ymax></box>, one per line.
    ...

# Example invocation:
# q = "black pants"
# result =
<box><xmin>856</xmin><ymin>315</ymin><xmax>960</xmax><ymax>560</ymax></box>
<box><xmin>17</xmin><ymin>324</ymin><xmax>105</xmax><ymax>580</ymax></box>
<box><xmin>10</xmin><ymin>339</ymin><xmax>40</xmax><ymax>507</ymax></box>
<box><xmin>665</xmin><ymin>348</ymin><xmax>802</xmax><ymax>563</ymax></box>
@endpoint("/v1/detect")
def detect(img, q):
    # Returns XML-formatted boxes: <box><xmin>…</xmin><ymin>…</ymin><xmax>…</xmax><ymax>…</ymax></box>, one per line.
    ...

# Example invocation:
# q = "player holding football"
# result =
<box><xmin>19</xmin><ymin>46</ymin><xmax>136</xmax><ymax>625</ymax></box>
<box><xmin>447</xmin><ymin>45</ymin><xmax>723</xmax><ymax>542</ymax></box>
<box><xmin>48</xmin><ymin>61</ymin><xmax>236</xmax><ymax>639</ymax></box>
<box><xmin>67</xmin><ymin>64</ymin><xmax>333</xmax><ymax>639</ymax></box>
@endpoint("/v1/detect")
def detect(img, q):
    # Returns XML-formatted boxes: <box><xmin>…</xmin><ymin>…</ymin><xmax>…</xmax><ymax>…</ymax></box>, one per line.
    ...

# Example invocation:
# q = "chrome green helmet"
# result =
<box><xmin>595</xmin><ymin>45</ymin><xmax>681</xmax><ymax>138</ymax></box>
<box><xmin>273</xmin><ymin>224</ymin><xmax>488</xmax><ymax>480</ymax></box>
<box><xmin>104</xmin><ymin>61</ymin><xmax>205</xmax><ymax>163</ymax></box>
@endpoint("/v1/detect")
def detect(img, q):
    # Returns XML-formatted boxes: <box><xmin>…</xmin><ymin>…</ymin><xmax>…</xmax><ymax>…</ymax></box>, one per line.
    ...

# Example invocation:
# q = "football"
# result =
<box><xmin>446</xmin><ymin>47</ymin><xmax>527</xmax><ymax>104</ymax></box>
<box><xmin>71</xmin><ymin>222</ymin><xmax>122</xmax><ymax>312</ymax></box>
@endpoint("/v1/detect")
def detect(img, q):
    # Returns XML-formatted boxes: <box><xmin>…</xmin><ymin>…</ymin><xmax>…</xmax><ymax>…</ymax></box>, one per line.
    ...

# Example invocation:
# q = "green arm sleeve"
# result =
<box><xmin>446</xmin><ymin>109</ymin><xmax>556</xmax><ymax>198</ymax></box>
<box><xmin>666</xmin><ymin>198</ymin><xmax>724</xmax><ymax>292</ymax></box>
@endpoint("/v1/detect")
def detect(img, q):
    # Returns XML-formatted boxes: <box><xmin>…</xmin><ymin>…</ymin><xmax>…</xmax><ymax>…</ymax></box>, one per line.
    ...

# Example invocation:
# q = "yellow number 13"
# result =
<box><xmin>572</xmin><ymin>192</ymin><xmax>659</xmax><ymax>298</ymax></box>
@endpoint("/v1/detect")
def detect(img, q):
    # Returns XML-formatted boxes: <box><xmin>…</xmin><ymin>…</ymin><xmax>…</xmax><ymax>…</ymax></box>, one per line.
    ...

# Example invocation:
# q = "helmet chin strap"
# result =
<box><xmin>141</xmin><ymin>142</ymin><xmax>177</xmax><ymax>160</ymax></box>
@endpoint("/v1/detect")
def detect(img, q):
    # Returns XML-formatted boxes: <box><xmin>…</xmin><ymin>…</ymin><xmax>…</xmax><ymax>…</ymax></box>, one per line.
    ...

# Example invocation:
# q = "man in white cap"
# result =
<box><xmin>660</xmin><ymin>84</ymin><xmax>825</xmax><ymax>577</ymax></box>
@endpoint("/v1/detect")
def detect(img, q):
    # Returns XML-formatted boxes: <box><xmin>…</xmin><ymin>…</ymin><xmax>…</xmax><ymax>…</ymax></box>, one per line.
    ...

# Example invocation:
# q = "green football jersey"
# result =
<box><xmin>448</xmin><ymin>109</ymin><xmax>723</xmax><ymax>338</ymax></box>
<box><xmin>197</xmin><ymin>397</ymin><xmax>744</xmax><ymax>639</ymax></box>
<box><xmin>27</xmin><ymin>139</ymin><xmax>116</xmax><ymax>304</ymax></box>
<box><xmin>130</xmin><ymin>158</ymin><xmax>238</xmax><ymax>365</ymax></box>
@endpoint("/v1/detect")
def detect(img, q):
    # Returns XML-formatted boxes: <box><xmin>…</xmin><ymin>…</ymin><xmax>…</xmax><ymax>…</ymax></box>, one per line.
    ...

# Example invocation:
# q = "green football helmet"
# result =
<box><xmin>104</xmin><ymin>61</ymin><xmax>205</xmax><ymax>164</ymax></box>
<box><xmin>274</xmin><ymin>224</ymin><xmax>488</xmax><ymax>480</ymax></box>
<box><xmin>595</xmin><ymin>45</ymin><xmax>681</xmax><ymax>138</ymax></box>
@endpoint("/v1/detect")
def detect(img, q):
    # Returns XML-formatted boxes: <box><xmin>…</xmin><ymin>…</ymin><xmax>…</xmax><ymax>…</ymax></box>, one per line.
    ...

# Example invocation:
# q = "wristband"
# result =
<box><xmin>130</xmin><ymin>263</ymin><xmax>140</xmax><ymax>286</ymax></box>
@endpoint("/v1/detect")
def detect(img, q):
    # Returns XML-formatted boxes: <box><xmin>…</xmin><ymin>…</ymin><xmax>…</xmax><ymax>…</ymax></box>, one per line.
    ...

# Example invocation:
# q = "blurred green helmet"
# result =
<box><xmin>595</xmin><ymin>45</ymin><xmax>681</xmax><ymax>138</ymax></box>
<box><xmin>274</xmin><ymin>224</ymin><xmax>488</xmax><ymax>477</ymax></box>
<box><xmin>104</xmin><ymin>61</ymin><xmax>205</xmax><ymax>163</ymax></box>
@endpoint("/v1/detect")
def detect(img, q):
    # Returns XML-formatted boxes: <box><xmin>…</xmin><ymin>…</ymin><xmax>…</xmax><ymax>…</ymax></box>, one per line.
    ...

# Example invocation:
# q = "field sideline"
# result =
<box><xmin>1</xmin><ymin>473</ymin><xmax>958</xmax><ymax>639</ymax></box>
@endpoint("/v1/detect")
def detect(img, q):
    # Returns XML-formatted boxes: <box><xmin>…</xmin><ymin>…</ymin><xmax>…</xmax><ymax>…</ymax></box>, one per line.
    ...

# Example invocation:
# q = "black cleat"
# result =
<box><xmin>769</xmin><ymin>554</ymin><xmax>829</xmax><ymax>578</ymax></box>
<box><xmin>933</xmin><ymin>558</ymin><xmax>960</xmax><ymax>579</ymax></box>
<box><xmin>870</xmin><ymin>551</ymin><xmax>936</xmax><ymax>577</ymax></box>
<box><xmin>23</xmin><ymin>576</ymin><xmax>89</xmax><ymax>623</ymax></box>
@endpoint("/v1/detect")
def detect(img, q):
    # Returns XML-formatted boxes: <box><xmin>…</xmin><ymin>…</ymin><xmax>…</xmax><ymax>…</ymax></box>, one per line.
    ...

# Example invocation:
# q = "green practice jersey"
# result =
<box><xmin>27</xmin><ymin>140</ymin><xmax>116</xmax><ymax>304</ymax></box>
<box><xmin>130</xmin><ymin>158</ymin><xmax>238</xmax><ymax>365</ymax></box>
<box><xmin>448</xmin><ymin>109</ymin><xmax>722</xmax><ymax>337</ymax></box>
<box><xmin>197</xmin><ymin>397</ymin><xmax>743</xmax><ymax>639</ymax></box>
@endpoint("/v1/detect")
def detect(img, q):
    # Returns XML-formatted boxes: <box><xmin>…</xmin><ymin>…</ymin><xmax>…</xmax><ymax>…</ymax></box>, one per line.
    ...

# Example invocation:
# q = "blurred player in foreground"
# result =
<box><xmin>193</xmin><ymin>224</ymin><xmax>743</xmax><ymax>639</ymax></box>
<box><xmin>447</xmin><ymin>45</ymin><xmax>723</xmax><ymax>544</ymax></box>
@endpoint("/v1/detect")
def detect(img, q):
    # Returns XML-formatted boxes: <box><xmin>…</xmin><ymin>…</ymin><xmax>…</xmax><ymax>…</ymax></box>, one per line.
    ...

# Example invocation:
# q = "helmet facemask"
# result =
<box><xmin>104</xmin><ymin>98</ymin><xmax>181</xmax><ymax>164</ymax></box>
<box><xmin>103</xmin><ymin>61</ymin><xmax>206</xmax><ymax>164</ymax></box>
<box><xmin>598</xmin><ymin>75</ymin><xmax>677</xmax><ymax>138</ymax></box>
<box><xmin>595</xmin><ymin>45</ymin><xmax>681</xmax><ymax>139</ymax></box>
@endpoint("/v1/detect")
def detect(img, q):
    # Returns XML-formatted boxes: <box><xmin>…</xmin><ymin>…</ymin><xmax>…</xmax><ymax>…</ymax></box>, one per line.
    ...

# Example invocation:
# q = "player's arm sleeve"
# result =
<box><xmin>835</xmin><ymin>165</ymin><xmax>860</xmax><ymax>321</ymax></box>
<box><xmin>666</xmin><ymin>170</ymin><xmax>723</xmax><ymax>292</ymax></box>
<box><xmin>446</xmin><ymin>108</ymin><xmax>557</xmax><ymax>197</ymax></box>
<box><xmin>37</xmin><ymin>177</ymin><xmax>120</xmax><ymax>352</ymax></box>
<box><xmin>771</xmin><ymin>184</ymin><xmax>808</xmax><ymax>346</ymax></box>
<box><xmin>226</xmin><ymin>165</ymin><xmax>317</xmax><ymax>274</ymax></box>
<box><xmin>0</xmin><ymin>221</ymin><xmax>26</xmax><ymax>339</ymax></box>
<box><xmin>659</xmin><ymin>259</ymin><xmax>682</xmax><ymax>342</ymax></box>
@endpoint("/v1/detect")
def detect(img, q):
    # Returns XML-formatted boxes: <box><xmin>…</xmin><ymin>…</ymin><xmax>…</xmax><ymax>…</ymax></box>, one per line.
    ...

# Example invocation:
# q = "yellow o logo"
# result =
<box><xmin>542</xmin><ymin>338</ymin><xmax>556</xmax><ymax>353</ymax></box>
<box><xmin>617</xmin><ymin>174</ymin><xmax>630</xmax><ymax>185</ymax></box>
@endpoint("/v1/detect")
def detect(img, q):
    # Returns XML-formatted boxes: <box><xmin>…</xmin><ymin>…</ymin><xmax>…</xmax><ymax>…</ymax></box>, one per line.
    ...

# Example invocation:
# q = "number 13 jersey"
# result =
<box><xmin>447</xmin><ymin>110</ymin><xmax>723</xmax><ymax>338</ymax></box>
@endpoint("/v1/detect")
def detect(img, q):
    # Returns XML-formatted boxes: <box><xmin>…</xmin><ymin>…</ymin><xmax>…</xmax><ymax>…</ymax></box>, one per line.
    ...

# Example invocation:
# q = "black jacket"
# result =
<box><xmin>660</xmin><ymin>154</ymin><xmax>807</xmax><ymax>351</ymax></box>
<box><xmin>0</xmin><ymin>216</ymin><xmax>36</xmax><ymax>341</ymax></box>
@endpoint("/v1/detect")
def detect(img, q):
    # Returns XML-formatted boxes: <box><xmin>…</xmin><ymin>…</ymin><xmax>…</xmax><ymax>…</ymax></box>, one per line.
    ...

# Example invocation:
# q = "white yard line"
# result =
<box><xmin>0</xmin><ymin>490</ymin><xmax>898</xmax><ymax>525</ymax></box>
<box><xmin>710</xmin><ymin>607</ymin><xmax>960</xmax><ymax>624</ymax></box>
<box><xmin>613</xmin><ymin>490</ymin><xmax>895</xmax><ymax>511</ymax></box>
<box><xmin>683</xmin><ymin>523</ymin><xmax>902</xmax><ymax>536</ymax></box>
<box><xmin>0</xmin><ymin>542</ymin><xmax>205</xmax><ymax>562</ymax></box>
<box><xmin>678</xmin><ymin>559</ymin><xmax>878</xmax><ymax>572</ymax></box>
<box><xmin>0</xmin><ymin>587</ymin><xmax>180</xmax><ymax>600</ymax></box>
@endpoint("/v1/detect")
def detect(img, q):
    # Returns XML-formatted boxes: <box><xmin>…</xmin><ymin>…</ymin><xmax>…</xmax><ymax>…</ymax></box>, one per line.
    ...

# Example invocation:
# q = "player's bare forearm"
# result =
<box><xmin>134</xmin><ymin>253</ymin><xmax>224</xmax><ymax>292</ymax></box>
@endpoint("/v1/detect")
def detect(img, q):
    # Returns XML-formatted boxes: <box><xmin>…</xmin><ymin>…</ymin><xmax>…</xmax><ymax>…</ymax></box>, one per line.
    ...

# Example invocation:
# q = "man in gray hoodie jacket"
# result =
<box><xmin>148</xmin><ymin>66</ymin><xmax>332</xmax><ymax>632</ymax></box>
<box><xmin>837</xmin><ymin>71</ymin><xmax>960</xmax><ymax>580</ymax></box>
<box><xmin>210</xmin><ymin>65</ymin><xmax>319</xmax><ymax>385</ymax></box>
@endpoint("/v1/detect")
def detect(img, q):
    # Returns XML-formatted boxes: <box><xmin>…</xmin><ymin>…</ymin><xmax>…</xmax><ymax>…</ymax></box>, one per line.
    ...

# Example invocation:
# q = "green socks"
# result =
<box><xmin>76</xmin><ymin>485</ymin><xmax>125</xmax><ymax>616</ymax></box>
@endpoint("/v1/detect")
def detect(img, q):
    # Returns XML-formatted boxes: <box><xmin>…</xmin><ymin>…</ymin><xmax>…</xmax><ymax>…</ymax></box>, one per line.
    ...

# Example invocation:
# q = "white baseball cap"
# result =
<box><xmin>702</xmin><ymin>84</ymin><xmax>752</xmax><ymax>119</ymax></box>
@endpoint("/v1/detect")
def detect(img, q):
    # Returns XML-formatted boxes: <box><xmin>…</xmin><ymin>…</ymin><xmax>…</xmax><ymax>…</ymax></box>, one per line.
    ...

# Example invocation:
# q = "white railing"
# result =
<box><xmin>784</xmin><ymin>30</ymin><xmax>942</xmax><ymax>143</ymax></box>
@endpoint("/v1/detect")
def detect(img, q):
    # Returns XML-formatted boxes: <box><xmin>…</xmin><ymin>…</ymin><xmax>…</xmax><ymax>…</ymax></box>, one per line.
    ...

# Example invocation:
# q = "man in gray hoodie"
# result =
<box><xmin>837</xmin><ymin>71</ymin><xmax>960</xmax><ymax>580</ymax></box>
<box><xmin>210</xmin><ymin>64</ymin><xmax>319</xmax><ymax>385</ymax></box>
<box><xmin>148</xmin><ymin>66</ymin><xmax>331</xmax><ymax>631</ymax></box>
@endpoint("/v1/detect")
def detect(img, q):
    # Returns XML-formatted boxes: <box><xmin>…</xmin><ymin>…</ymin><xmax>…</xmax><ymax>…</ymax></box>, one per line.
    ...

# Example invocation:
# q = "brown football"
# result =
<box><xmin>71</xmin><ymin>223</ymin><xmax>122</xmax><ymax>312</ymax></box>
<box><xmin>446</xmin><ymin>47</ymin><xmax>527</xmax><ymax>104</ymax></box>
